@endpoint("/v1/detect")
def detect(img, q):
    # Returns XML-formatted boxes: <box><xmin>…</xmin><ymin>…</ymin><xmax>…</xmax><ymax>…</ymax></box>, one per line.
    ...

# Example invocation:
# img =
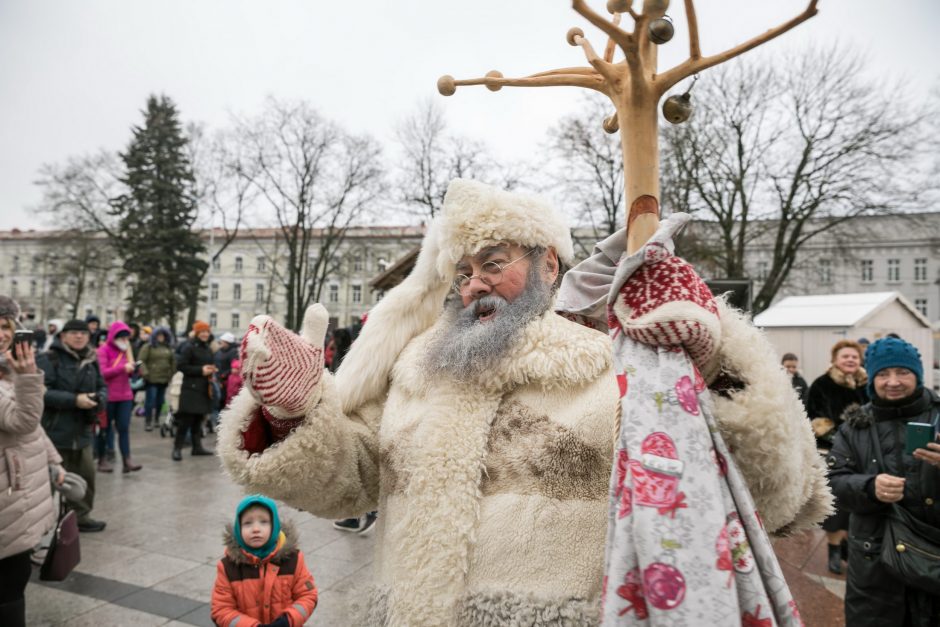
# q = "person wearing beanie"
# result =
<box><xmin>806</xmin><ymin>338</ymin><xmax>869</xmax><ymax>573</ymax></box>
<box><xmin>828</xmin><ymin>337</ymin><xmax>940</xmax><ymax>626</ymax></box>
<box><xmin>217</xmin><ymin>179</ymin><xmax>828</xmax><ymax>625</ymax></box>
<box><xmin>211</xmin><ymin>495</ymin><xmax>317</xmax><ymax>627</ymax></box>
<box><xmin>214</xmin><ymin>331</ymin><xmax>239</xmax><ymax>410</ymax></box>
<box><xmin>172</xmin><ymin>320</ymin><xmax>216</xmax><ymax>460</ymax></box>
<box><xmin>37</xmin><ymin>319</ymin><xmax>109</xmax><ymax>532</ymax></box>
<box><xmin>84</xmin><ymin>314</ymin><xmax>103</xmax><ymax>348</ymax></box>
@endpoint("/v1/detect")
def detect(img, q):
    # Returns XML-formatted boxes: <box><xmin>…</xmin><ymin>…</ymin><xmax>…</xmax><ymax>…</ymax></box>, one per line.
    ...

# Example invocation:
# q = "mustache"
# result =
<box><xmin>462</xmin><ymin>295</ymin><xmax>509</xmax><ymax>320</ymax></box>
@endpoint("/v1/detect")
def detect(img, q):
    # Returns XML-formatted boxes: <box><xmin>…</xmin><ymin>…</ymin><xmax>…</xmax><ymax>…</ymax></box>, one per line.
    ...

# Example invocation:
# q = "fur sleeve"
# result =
<box><xmin>217</xmin><ymin>373</ymin><xmax>383</xmax><ymax>519</ymax></box>
<box><xmin>710</xmin><ymin>301</ymin><xmax>834</xmax><ymax>536</ymax></box>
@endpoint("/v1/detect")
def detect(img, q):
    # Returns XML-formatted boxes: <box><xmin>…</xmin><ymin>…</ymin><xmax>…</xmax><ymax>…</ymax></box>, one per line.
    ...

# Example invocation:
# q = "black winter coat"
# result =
<box><xmin>827</xmin><ymin>389</ymin><xmax>940</xmax><ymax>627</ymax></box>
<box><xmin>806</xmin><ymin>368</ymin><xmax>869</xmax><ymax>448</ymax></box>
<box><xmin>37</xmin><ymin>339</ymin><xmax>108</xmax><ymax>450</ymax></box>
<box><xmin>176</xmin><ymin>338</ymin><xmax>214</xmax><ymax>415</ymax></box>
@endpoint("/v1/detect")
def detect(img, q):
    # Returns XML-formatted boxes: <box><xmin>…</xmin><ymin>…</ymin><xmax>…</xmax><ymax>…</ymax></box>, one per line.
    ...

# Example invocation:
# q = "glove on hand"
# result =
<box><xmin>240</xmin><ymin>304</ymin><xmax>328</xmax><ymax>421</ymax></box>
<box><xmin>612</xmin><ymin>242</ymin><xmax>722</xmax><ymax>381</ymax></box>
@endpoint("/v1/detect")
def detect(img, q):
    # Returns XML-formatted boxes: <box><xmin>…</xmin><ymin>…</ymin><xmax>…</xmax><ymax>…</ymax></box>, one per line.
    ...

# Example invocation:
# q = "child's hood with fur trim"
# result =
<box><xmin>222</xmin><ymin>519</ymin><xmax>300</xmax><ymax>565</ymax></box>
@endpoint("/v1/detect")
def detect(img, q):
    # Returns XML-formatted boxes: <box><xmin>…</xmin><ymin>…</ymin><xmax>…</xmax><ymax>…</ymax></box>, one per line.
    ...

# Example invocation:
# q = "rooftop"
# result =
<box><xmin>753</xmin><ymin>291</ymin><xmax>931</xmax><ymax>328</ymax></box>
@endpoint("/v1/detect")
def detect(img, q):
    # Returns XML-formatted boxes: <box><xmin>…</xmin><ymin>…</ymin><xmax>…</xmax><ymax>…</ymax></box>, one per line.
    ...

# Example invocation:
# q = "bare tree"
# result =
<box><xmin>663</xmin><ymin>48</ymin><xmax>932</xmax><ymax>312</ymax></box>
<box><xmin>395</xmin><ymin>99</ymin><xmax>494</xmax><ymax>221</ymax></box>
<box><xmin>548</xmin><ymin>93</ymin><xmax>624</xmax><ymax>239</ymax></box>
<box><xmin>185</xmin><ymin>123</ymin><xmax>253</xmax><ymax>327</ymax></box>
<box><xmin>234</xmin><ymin>98</ymin><xmax>385</xmax><ymax>330</ymax></box>
<box><xmin>34</xmin><ymin>152</ymin><xmax>124</xmax><ymax>319</ymax></box>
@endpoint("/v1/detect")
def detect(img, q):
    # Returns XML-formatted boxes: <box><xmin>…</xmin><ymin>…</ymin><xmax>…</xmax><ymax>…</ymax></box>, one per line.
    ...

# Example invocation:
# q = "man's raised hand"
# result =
<box><xmin>240</xmin><ymin>304</ymin><xmax>329</xmax><ymax>419</ymax></box>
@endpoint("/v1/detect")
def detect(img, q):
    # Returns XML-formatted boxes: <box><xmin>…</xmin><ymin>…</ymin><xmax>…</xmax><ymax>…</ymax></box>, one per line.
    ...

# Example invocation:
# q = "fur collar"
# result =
<box><xmin>222</xmin><ymin>519</ymin><xmax>299</xmax><ymax>565</ymax></box>
<box><xmin>391</xmin><ymin>309</ymin><xmax>613</xmax><ymax>397</ymax></box>
<box><xmin>827</xmin><ymin>365</ymin><xmax>868</xmax><ymax>390</ymax></box>
<box><xmin>842</xmin><ymin>404</ymin><xmax>872</xmax><ymax>429</ymax></box>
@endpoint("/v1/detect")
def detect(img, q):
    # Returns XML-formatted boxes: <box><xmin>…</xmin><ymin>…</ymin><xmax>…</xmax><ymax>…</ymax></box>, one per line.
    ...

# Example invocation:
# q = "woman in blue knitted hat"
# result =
<box><xmin>827</xmin><ymin>336</ymin><xmax>940</xmax><ymax>627</ymax></box>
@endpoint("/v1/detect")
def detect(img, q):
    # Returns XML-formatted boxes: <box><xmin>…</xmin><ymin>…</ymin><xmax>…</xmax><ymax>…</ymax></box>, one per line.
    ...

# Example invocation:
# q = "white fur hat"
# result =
<box><xmin>335</xmin><ymin>179</ymin><xmax>573</xmax><ymax>413</ymax></box>
<box><xmin>434</xmin><ymin>178</ymin><xmax>574</xmax><ymax>276</ymax></box>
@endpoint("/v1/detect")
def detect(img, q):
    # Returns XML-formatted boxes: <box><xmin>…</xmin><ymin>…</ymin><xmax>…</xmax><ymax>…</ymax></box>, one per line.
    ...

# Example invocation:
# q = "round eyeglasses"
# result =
<box><xmin>452</xmin><ymin>248</ymin><xmax>535</xmax><ymax>295</ymax></box>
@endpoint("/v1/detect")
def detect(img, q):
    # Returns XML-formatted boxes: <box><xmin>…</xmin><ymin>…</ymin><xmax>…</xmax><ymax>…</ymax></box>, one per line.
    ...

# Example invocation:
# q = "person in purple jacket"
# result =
<box><xmin>96</xmin><ymin>321</ymin><xmax>142</xmax><ymax>473</ymax></box>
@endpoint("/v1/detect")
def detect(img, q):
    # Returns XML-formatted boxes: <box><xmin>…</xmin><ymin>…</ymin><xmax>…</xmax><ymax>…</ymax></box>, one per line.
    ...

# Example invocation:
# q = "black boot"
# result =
<box><xmin>827</xmin><ymin>544</ymin><xmax>843</xmax><ymax>575</ymax></box>
<box><xmin>172</xmin><ymin>448</ymin><xmax>182</xmax><ymax>461</ymax></box>
<box><xmin>191</xmin><ymin>416</ymin><xmax>213</xmax><ymax>456</ymax></box>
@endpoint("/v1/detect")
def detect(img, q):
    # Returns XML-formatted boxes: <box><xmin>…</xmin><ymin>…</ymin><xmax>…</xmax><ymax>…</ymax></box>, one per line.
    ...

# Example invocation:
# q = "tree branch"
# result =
<box><xmin>657</xmin><ymin>0</ymin><xmax>818</xmax><ymax>94</ymax></box>
<box><xmin>573</xmin><ymin>33</ymin><xmax>620</xmax><ymax>85</ymax></box>
<box><xmin>604</xmin><ymin>13</ymin><xmax>623</xmax><ymax>62</ymax></box>
<box><xmin>453</xmin><ymin>73</ymin><xmax>606</xmax><ymax>92</ymax></box>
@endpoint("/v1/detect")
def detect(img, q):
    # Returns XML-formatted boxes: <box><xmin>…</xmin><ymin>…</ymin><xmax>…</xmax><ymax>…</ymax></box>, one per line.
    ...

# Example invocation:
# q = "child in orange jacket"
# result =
<box><xmin>211</xmin><ymin>495</ymin><xmax>317</xmax><ymax>627</ymax></box>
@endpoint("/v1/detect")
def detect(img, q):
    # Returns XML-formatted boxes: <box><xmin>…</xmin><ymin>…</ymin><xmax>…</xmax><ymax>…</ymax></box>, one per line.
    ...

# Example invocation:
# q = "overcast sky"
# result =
<box><xmin>1</xmin><ymin>0</ymin><xmax>938</xmax><ymax>230</ymax></box>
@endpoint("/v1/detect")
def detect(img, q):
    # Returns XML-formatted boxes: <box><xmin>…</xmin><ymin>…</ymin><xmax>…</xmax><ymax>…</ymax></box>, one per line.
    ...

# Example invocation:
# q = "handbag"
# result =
<box><xmin>39</xmin><ymin>496</ymin><xmax>81</xmax><ymax>581</ymax></box>
<box><xmin>868</xmin><ymin>414</ymin><xmax>940</xmax><ymax>595</ymax></box>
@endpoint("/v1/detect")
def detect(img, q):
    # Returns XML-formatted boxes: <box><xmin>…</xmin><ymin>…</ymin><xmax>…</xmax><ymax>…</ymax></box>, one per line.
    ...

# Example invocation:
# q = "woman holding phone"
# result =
<box><xmin>827</xmin><ymin>337</ymin><xmax>940</xmax><ymax>626</ymax></box>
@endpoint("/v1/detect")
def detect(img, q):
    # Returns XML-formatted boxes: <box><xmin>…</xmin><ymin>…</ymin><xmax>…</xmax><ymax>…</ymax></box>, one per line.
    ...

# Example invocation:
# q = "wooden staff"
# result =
<box><xmin>439</xmin><ymin>0</ymin><xmax>819</xmax><ymax>255</ymax></box>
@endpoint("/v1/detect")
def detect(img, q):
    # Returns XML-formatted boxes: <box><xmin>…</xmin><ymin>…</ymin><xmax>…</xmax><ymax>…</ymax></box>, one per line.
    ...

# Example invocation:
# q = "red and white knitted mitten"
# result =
<box><xmin>612</xmin><ymin>242</ymin><xmax>722</xmax><ymax>381</ymax></box>
<box><xmin>240</xmin><ymin>304</ymin><xmax>328</xmax><ymax>421</ymax></box>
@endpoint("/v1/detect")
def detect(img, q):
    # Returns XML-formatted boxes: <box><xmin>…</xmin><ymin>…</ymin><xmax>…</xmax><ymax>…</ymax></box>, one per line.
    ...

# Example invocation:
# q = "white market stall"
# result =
<box><xmin>753</xmin><ymin>292</ymin><xmax>935</xmax><ymax>386</ymax></box>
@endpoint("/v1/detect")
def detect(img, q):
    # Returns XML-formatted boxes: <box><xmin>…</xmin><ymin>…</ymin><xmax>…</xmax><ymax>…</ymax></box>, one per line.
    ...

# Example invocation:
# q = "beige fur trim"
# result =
<box><xmin>710</xmin><ymin>301</ymin><xmax>834</xmax><ymax>535</ymax></box>
<box><xmin>434</xmin><ymin>179</ymin><xmax>575</xmax><ymax>276</ymax></box>
<box><xmin>335</xmin><ymin>220</ymin><xmax>449</xmax><ymax>415</ymax></box>
<box><xmin>826</xmin><ymin>365</ymin><xmax>868</xmax><ymax>390</ymax></box>
<box><xmin>217</xmin><ymin>375</ymin><xmax>381</xmax><ymax>519</ymax></box>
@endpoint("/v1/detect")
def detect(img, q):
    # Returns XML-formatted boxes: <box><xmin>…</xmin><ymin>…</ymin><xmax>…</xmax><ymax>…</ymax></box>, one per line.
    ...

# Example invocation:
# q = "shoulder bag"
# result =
<box><xmin>39</xmin><ymin>495</ymin><xmax>81</xmax><ymax>581</ymax></box>
<box><xmin>869</xmin><ymin>412</ymin><xmax>940</xmax><ymax>595</ymax></box>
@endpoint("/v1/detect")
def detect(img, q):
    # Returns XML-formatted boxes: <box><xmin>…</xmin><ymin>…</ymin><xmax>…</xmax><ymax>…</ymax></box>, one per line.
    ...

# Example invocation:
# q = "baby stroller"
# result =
<box><xmin>160</xmin><ymin>371</ymin><xmax>183</xmax><ymax>438</ymax></box>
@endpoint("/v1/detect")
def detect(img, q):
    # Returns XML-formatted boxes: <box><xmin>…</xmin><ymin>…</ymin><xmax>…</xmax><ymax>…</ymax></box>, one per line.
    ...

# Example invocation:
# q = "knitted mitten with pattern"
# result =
<box><xmin>611</xmin><ymin>242</ymin><xmax>722</xmax><ymax>381</ymax></box>
<box><xmin>240</xmin><ymin>304</ymin><xmax>328</xmax><ymax>442</ymax></box>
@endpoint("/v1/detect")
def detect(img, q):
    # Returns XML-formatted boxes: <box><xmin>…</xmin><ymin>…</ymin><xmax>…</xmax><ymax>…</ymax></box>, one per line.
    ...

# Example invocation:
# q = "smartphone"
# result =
<box><xmin>906</xmin><ymin>422</ymin><xmax>937</xmax><ymax>455</ymax></box>
<box><xmin>11</xmin><ymin>329</ymin><xmax>34</xmax><ymax>358</ymax></box>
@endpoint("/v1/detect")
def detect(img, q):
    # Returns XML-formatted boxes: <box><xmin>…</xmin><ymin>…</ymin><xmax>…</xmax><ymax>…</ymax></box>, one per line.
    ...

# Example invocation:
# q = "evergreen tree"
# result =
<box><xmin>111</xmin><ymin>95</ymin><xmax>206</xmax><ymax>330</ymax></box>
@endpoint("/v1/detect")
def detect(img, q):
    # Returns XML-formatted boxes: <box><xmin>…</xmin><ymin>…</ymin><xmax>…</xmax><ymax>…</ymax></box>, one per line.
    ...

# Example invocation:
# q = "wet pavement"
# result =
<box><xmin>27</xmin><ymin>415</ymin><xmax>373</xmax><ymax>626</ymax></box>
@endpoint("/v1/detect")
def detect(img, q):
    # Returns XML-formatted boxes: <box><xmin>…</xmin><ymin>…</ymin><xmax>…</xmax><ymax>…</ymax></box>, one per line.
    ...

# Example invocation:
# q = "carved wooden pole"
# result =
<box><xmin>439</xmin><ymin>0</ymin><xmax>819</xmax><ymax>254</ymax></box>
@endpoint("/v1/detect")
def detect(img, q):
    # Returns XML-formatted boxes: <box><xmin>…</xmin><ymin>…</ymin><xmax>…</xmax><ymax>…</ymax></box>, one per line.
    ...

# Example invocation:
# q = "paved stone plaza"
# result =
<box><xmin>26</xmin><ymin>417</ymin><xmax>373</xmax><ymax>626</ymax></box>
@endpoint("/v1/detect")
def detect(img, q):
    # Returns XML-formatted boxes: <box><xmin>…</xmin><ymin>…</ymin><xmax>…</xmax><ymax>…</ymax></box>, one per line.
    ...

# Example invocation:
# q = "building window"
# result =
<box><xmin>105</xmin><ymin>309</ymin><xmax>114</xmax><ymax>324</ymax></box>
<box><xmin>257</xmin><ymin>256</ymin><xmax>266</xmax><ymax>272</ymax></box>
<box><xmin>377</xmin><ymin>258</ymin><xmax>389</xmax><ymax>272</ymax></box>
<box><xmin>12</xmin><ymin>256</ymin><xmax>19</xmax><ymax>272</ymax></box>
<box><xmin>328</xmin><ymin>284</ymin><xmax>339</xmax><ymax>303</ymax></box>
<box><xmin>209</xmin><ymin>312</ymin><xmax>218</xmax><ymax>328</ymax></box>
<box><xmin>231</xmin><ymin>313</ymin><xmax>240</xmax><ymax>328</ymax></box>
<box><xmin>914</xmin><ymin>298</ymin><xmax>928</xmax><ymax>317</ymax></box>
<box><xmin>29</xmin><ymin>280</ymin><xmax>37</xmax><ymax>297</ymax></box>
<box><xmin>756</xmin><ymin>261</ymin><xmax>769</xmax><ymax>281</ymax></box>
<box><xmin>353</xmin><ymin>256</ymin><xmax>363</xmax><ymax>272</ymax></box>
<box><xmin>352</xmin><ymin>285</ymin><xmax>362</xmax><ymax>303</ymax></box>
<box><xmin>212</xmin><ymin>256</ymin><xmax>221</xmax><ymax>271</ymax></box>
<box><xmin>887</xmin><ymin>259</ymin><xmax>900</xmax><ymax>282</ymax></box>
<box><xmin>85</xmin><ymin>308</ymin><xmax>93</xmax><ymax>319</ymax></box>
<box><xmin>914</xmin><ymin>258</ymin><xmax>927</xmax><ymax>282</ymax></box>
<box><xmin>10</xmin><ymin>279</ymin><xmax>17</xmax><ymax>298</ymax></box>
<box><xmin>233</xmin><ymin>283</ymin><xmax>242</xmax><ymax>302</ymax></box>
<box><xmin>32</xmin><ymin>256</ymin><xmax>41</xmax><ymax>273</ymax></box>
<box><xmin>234</xmin><ymin>256</ymin><xmax>243</xmax><ymax>272</ymax></box>
<box><xmin>108</xmin><ymin>281</ymin><xmax>117</xmax><ymax>296</ymax></box>
<box><xmin>210</xmin><ymin>283</ymin><xmax>219</xmax><ymax>300</ymax></box>
<box><xmin>255</xmin><ymin>283</ymin><xmax>264</xmax><ymax>303</ymax></box>
<box><xmin>819</xmin><ymin>259</ymin><xmax>832</xmax><ymax>283</ymax></box>
<box><xmin>861</xmin><ymin>259</ymin><xmax>873</xmax><ymax>283</ymax></box>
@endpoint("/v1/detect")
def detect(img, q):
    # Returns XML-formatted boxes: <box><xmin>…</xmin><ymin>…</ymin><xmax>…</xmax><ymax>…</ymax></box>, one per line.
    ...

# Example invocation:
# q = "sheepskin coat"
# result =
<box><xmin>0</xmin><ymin>371</ymin><xmax>62</xmax><ymax>560</ymax></box>
<box><xmin>219</xmin><ymin>310</ymin><xmax>619</xmax><ymax>626</ymax></box>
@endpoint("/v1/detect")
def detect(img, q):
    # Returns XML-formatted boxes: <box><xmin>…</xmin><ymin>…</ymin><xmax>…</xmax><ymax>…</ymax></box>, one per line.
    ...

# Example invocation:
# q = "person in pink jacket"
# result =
<box><xmin>96</xmin><ymin>321</ymin><xmax>141</xmax><ymax>473</ymax></box>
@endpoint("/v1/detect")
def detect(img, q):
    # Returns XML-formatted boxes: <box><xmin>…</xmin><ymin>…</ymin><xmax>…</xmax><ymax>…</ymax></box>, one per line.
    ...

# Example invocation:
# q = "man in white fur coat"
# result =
<box><xmin>218</xmin><ymin>179</ymin><xmax>830</xmax><ymax>626</ymax></box>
